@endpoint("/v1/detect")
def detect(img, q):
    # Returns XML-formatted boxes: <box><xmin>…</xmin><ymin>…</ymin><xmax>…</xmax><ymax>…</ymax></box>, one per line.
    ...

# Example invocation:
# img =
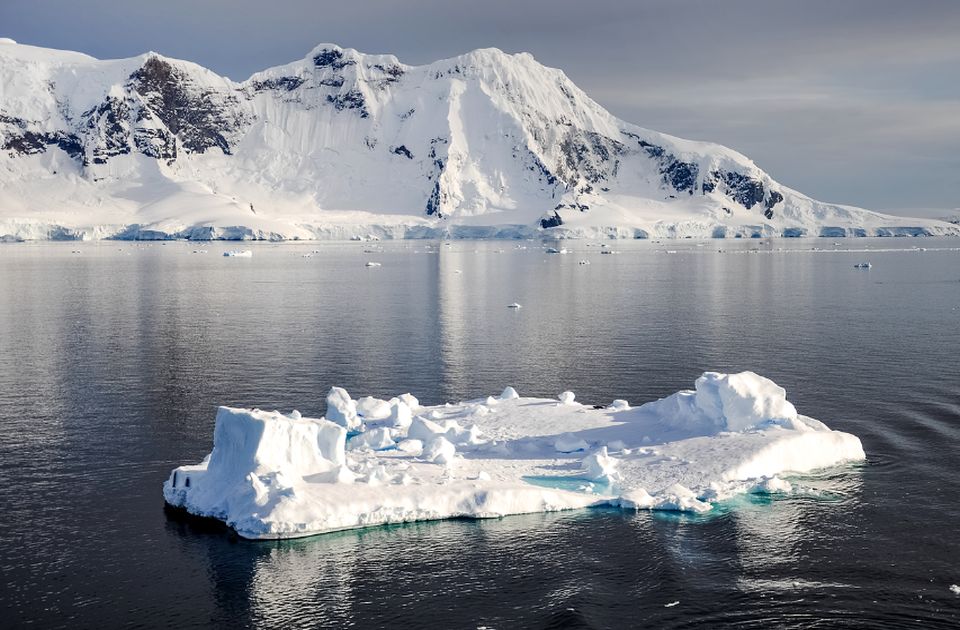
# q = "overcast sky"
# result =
<box><xmin>3</xmin><ymin>0</ymin><xmax>958</xmax><ymax>215</ymax></box>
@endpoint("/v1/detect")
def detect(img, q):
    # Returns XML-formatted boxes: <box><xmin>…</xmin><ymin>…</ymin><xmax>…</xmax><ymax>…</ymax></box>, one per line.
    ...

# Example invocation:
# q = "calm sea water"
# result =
<box><xmin>1</xmin><ymin>238</ymin><xmax>959</xmax><ymax>628</ymax></box>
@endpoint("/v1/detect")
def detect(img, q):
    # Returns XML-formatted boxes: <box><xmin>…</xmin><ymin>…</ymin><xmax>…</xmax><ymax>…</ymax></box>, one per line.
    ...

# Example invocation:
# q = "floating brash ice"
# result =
<box><xmin>164</xmin><ymin>371</ymin><xmax>865</xmax><ymax>539</ymax></box>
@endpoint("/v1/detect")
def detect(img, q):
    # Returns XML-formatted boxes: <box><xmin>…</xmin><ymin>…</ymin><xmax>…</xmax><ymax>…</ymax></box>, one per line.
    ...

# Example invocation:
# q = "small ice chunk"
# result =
<box><xmin>664</xmin><ymin>601</ymin><xmax>679</xmax><ymax>608</ymax></box>
<box><xmin>500</xmin><ymin>386</ymin><xmax>519</xmax><ymax>400</ymax></box>
<box><xmin>446</xmin><ymin>423</ymin><xmax>484</xmax><ymax>446</ymax></box>
<box><xmin>475</xmin><ymin>471</ymin><xmax>491</xmax><ymax>481</ymax></box>
<box><xmin>325</xmin><ymin>387</ymin><xmax>360</xmax><ymax>430</ymax></box>
<box><xmin>397</xmin><ymin>393</ymin><xmax>420</xmax><ymax>410</ymax></box>
<box><xmin>485</xmin><ymin>396</ymin><xmax>499</xmax><ymax>406</ymax></box>
<box><xmin>582</xmin><ymin>447</ymin><xmax>620</xmax><ymax>483</ymax></box>
<box><xmin>408</xmin><ymin>416</ymin><xmax>445</xmax><ymax>442</ymax></box>
<box><xmin>555</xmin><ymin>433</ymin><xmax>589</xmax><ymax>453</ymax></box>
<box><xmin>618</xmin><ymin>488</ymin><xmax>655</xmax><ymax>509</ymax></box>
<box><xmin>950</xmin><ymin>584</ymin><xmax>960</xmax><ymax>595</ymax></box>
<box><xmin>608</xmin><ymin>399</ymin><xmax>630</xmax><ymax>411</ymax></box>
<box><xmin>365</xmin><ymin>465</ymin><xmax>393</xmax><ymax>486</ymax></box>
<box><xmin>289</xmin><ymin>409</ymin><xmax>302</xmax><ymax>420</ymax></box>
<box><xmin>396</xmin><ymin>439</ymin><xmax>423</xmax><ymax>455</ymax></box>
<box><xmin>356</xmin><ymin>396</ymin><xmax>391</xmax><ymax>420</ymax></box>
<box><xmin>693</xmin><ymin>371</ymin><xmax>799</xmax><ymax>432</ymax></box>
<box><xmin>348</xmin><ymin>428</ymin><xmax>395</xmax><ymax>451</ymax></box>
<box><xmin>507</xmin><ymin>302</ymin><xmax>522</xmax><ymax>309</ymax></box>
<box><xmin>752</xmin><ymin>476</ymin><xmax>793</xmax><ymax>494</ymax></box>
<box><xmin>223</xmin><ymin>250</ymin><xmax>253</xmax><ymax>258</ymax></box>
<box><xmin>657</xmin><ymin>484</ymin><xmax>712</xmax><ymax>513</ymax></box>
<box><xmin>387</xmin><ymin>400</ymin><xmax>413</xmax><ymax>428</ymax></box>
<box><xmin>558</xmin><ymin>391</ymin><xmax>576</xmax><ymax>405</ymax></box>
<box><xmin>423</xmin><ymin>436</ymin><xmax>456</xmax><ymax>465</ymax></box>
<box><xmin>316</xmin><ymin>465</ymin><xmax>356</xmax><ymax>484</ymax></box>
<box><xmin>365</xmin><ymin>261</ymin><xmax>382</xmax><ymax>267</ymax></box>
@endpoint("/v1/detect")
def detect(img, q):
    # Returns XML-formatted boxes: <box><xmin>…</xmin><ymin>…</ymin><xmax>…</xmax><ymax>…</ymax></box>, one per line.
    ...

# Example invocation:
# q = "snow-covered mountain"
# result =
<box><xmin>1</xmin><ymin>38</ymin><xmax>955</xmax><ymax>240</ymax></box>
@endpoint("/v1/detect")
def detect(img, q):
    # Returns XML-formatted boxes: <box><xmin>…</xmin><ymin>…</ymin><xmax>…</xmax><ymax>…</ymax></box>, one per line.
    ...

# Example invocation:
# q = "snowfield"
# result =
<box><xmin>1</xmin><ymin>39</ymin><xmax>956</xmax><ymax>241</ymax></box>
<box><xmin>164</xmin><ymin>371</ymin><xmax>865</xmax><ymax>539</ymax></box>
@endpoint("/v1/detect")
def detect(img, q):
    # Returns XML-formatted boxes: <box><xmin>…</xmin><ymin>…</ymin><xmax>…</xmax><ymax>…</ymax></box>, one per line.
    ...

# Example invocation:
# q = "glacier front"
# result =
<box><xmin>163</xmin><ymin>371</ymin><xmax>866</xmax><ymax>539</ymax></box>
<box><xmin>1</xmin><ymin>38</ymin><xmax>956</xmax><ymax>241</ymax></box>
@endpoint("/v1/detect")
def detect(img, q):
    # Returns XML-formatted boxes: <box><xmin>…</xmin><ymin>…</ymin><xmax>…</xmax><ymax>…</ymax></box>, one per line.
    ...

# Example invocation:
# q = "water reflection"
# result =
<box><xmin>1</xmin><ymin>240</ymin><xmax>958</xmax><ymax>627</ymax></box>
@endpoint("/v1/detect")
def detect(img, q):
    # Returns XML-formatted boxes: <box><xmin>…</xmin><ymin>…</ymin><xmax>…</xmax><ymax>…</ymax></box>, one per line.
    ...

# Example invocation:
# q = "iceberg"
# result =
<box><xmin>164</xmin><ymin>371</ymin><xmax>865</xmax><ymax>539</ymax></box>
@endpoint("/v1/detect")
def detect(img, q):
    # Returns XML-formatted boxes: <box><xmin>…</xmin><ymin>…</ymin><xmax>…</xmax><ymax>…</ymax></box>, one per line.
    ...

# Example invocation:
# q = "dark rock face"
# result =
<box><xmin>313</xmin><ymin>49</ymin><xmax>355</xmax><ymax>70</ymax></box>
<box><xmin>84</xmin><ymin>97</ymin><xmax>132</xmax><ymax>164</ymax></box>
<box><xmin>766</xmin><ymin>191</ymin><xmax>784</xmax><ymax>207</ymax></box>
<box><xmin>704</xmin><ymin>171</ymin><xmax>783</xmax><ymax>217</ymax></box>
<box><xmin>558</xmin><ymin>130</ymin><xmax>625</xmax><ymax>187</ymax></box>
<box><xmin>251</xmin><ymin>76</ymin><xmax>306</xmax><ymax>92</ymax></box>
<box><xmin>620</xmin><ymin>131</ymin><xmax>787</xmax><ymax>216</ymax></box>
<box><xmin>391</xmin><ymin>145</ymin><xmax>413</xmax><ymax>159</ymax></box>
<box><xmin>662</xmin><ymin>159</ymin><xmax>699</xmax><ymax>194</ymax></box>
<box><xmin>620</xmin><ymin>131</ymin><xmax>697</xmax><ymax>195</ymax></box>
<box><xmin>425</xmin><ymin>137</ymin><xmax>449</xmax><ymax>217</ymax></box>
<box><xmin>425</xmin><ymin>180</ymin><xmax>443</xmax><ymax>217</ymax></box>
<box><xmin>318</xmin><ymin>76</ymin><xmax>345</xmax><ymax>88</ymax></box>
<box><xmin>1</xmin><ymin>115</ymin><xmax>84</xmax><ymax>160</ymax></box>
<box><xmin>134</xmin><ymin>127</ymin><xmax>177</xmax><ymax>160</ymax></box>
<box><xmin>719</xmin><ymin>171</ymin><xmax>765</xmax><ymax>209</ymax></box>
<box><xmin>371</xmin><ymin>63</ymin><xmax>404</xmax><ymax>88</ymax></box>
<box><xmin>2</xmin><ymin>127</ymin><xmax>45</xmax><ymax>155</ymax></box>
<box><xmin>130</xmin><ymin>57</ymin><xmax>238</xmax><ymax>155</ymax></box>
<box><xmin>5</xmin><ymin>57</ymin><xmax>244</xmax><ymax>167</ymax></box>
<box><xmin>428</xmin><ymin>137</ymin><xmax>447</xmax><ymax>172</ymax></box>
<box><xmin>326</xmin><ymin>89</ymin><xmax>369</xmax><ymax>117</ymax></box>
<box><xmin>540</xmin><ymin>211</ymin><xmax>563</xmax><ymax>228</ymax></box>
<box><xmin>527</xmin><ymin>151</ymin><xmax>557</xmax><ymax>186</ymax></box>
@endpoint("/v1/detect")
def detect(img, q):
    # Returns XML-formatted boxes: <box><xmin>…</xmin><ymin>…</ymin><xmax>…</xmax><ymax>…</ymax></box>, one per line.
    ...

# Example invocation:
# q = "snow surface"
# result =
<box><xmin>1</xmin><ymin>40</ymin><xmax>956</xmax><ymax>241</ymax></box>
<box><xmin>164</xmin><ymin>371</ymin><xmax>865</xmax><ymax>539</ymax></box>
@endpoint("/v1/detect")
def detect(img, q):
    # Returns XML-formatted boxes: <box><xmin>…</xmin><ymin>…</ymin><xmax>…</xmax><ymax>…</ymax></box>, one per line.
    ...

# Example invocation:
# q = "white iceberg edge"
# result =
<box><xmin>163</xmin><ymin>371</ymin><xmax>865</xmax><ymax>539</ymax></box>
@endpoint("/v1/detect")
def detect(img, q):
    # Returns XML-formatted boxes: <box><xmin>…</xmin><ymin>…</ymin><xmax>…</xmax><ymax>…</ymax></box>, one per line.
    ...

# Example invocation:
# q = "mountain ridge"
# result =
<box><xmin>1</xmin><ymin>39</ymin><xmax>955</xmax><ymax>241</ymax></box>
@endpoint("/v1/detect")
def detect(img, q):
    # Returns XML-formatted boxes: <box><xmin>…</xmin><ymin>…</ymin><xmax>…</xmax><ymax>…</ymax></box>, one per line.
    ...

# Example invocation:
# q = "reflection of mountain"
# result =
<box><xmin>2</xmin><ymin>39</ymin><xmax>956</xmax><ymax>240</ymax></box>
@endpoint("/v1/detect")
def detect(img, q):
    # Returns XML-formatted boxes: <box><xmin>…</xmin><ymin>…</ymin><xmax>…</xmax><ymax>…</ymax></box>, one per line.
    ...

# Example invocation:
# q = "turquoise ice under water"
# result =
<box><xmin>522</xmin><ymin>474</ymin><xmax>620</xmax><ymax>496</ymax></box>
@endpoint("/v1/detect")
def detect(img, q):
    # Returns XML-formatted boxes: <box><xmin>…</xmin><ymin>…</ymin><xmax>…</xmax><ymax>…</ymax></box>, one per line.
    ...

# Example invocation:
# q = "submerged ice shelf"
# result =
<box><xmin>164</xmin><ymin>371</ymin><xmax>865</xmax><ymax>539</ymax></box>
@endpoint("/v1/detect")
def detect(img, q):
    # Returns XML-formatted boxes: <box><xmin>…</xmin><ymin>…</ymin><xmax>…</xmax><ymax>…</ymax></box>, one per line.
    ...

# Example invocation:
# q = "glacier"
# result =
<box><xmin>1</xmin><ymin>38</ymin><xmax>956</xmax><ymax>241</ymax></box>
<box><xmin>163</xmin><ymin>371</ymin><xmax>866</xmax><ymax>539</ymax></box>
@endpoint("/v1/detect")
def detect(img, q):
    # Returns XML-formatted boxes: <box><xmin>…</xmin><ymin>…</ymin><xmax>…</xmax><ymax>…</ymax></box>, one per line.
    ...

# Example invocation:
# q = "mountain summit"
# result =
<box><xmin>0</xmin><ymin>39</ymin><xmax>954</xmax><ymax>240</ymax></box>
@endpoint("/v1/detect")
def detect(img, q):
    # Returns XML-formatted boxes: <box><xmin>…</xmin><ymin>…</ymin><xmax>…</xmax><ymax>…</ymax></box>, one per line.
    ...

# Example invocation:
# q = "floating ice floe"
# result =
<box><xmin>545</xmin><ymin>247</ymin><xmax>568</xmax><ymax>254</ymax></box>
<box><xmin>164</xmin><ymin>371</ymin><xmax>866</xmax><ymax>539</ymax></box>
<box><xmin>365</xmin><ymin>261</ymin><xmax>382</xmax><ymax>267</ymax></box>
<box><xmin>853</xmin><ymin>262</ymin><xmax>872</xmax><ymax>269</ymax></box>
<box><xmin>223</xmin><ymin>250</ymin><xmax>253</xmax><ymax>258</ymax></box>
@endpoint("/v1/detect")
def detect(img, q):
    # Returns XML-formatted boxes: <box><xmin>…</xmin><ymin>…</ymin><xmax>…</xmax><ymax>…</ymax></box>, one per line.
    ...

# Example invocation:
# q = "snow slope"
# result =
<box><xmin>164</xmin><ymin>371</ymin><xmax>865</xmax><ymax>539</ymax></box>
<box><xmin>1</xmin><ymin>38</ymin><xmax>955</xmax><ymax>240</ymax></box>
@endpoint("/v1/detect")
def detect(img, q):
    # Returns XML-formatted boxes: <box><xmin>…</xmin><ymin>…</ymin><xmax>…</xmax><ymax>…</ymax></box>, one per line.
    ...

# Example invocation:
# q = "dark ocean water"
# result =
<box><xmin>0</xmin><ymin>238</ymin><xmax>958</xmax><ymax>628</ymax></box>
